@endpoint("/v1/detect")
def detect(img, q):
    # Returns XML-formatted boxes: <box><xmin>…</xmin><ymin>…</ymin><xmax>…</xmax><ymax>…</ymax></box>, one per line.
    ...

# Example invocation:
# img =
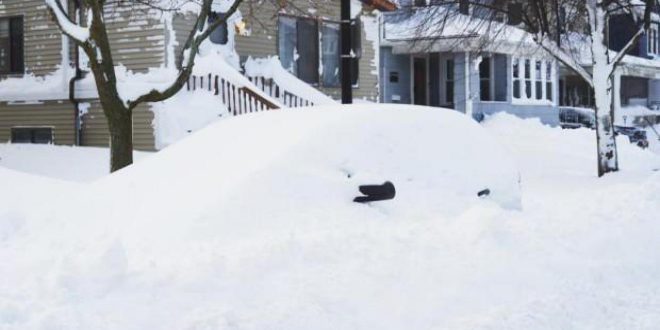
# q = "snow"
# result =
<box><xmin>44</xmin><ymin>0</ymin><xmax>90</xmax><ymax>42</ymax></box>
<box><xmin>0</xmin><ymin>144</ymin><xmax>151</xmax><ymax>182</ymax></box>
<box><xmin>2</xmin><ymin>106</ymin><xmax>660</xmax><ymax>329</ymax></box>
<box><xmin>244</xmin><ymin>57</ymin><xmax>337</xmax><ymax>105</ymax></box>
<box><xmin>616</xmin><ymin>105</ymin><xmax>660</xmax><ymax>126</ymax></box>
<box><xmin>151</xmin><ymin>90</ymin><xmax>230</xmax><ymax>149</ymax></box>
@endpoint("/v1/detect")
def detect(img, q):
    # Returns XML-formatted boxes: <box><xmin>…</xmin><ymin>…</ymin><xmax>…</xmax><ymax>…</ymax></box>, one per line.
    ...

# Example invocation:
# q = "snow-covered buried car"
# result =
<box><xmin>92</xmin><ymin>104</ymin><xmax>522</xmax><ymax>226</ymax></box>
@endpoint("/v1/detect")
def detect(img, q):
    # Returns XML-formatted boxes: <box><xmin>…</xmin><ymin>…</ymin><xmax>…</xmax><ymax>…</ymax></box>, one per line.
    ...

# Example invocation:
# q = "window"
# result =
<box><xmin>278</xmin><ymin>15</ymin><xmax>320</xmax><ymax>84</ymax></box>
<box><xmin>524</xmin><ymin>59</ymin><xmax>532</xmax><ymax>98</ymax></box>
<box><xmin>535</xmin><ymin>61</ymin><xmax>543</xmax><ymax>100</ymax></box>
<box><xmin>512</xmin><ymin>56</ymin><xmax>555</xmax><ymax>104</ymax></box>
<box><xmin>546</xmin><ymin>61</ymin><xmax>553</xmax><ymax>101</ymax></box>
<box><xmin>445</xmin><ymin>59</ymin><xmax>454</xmax><ymax>105</ymax></box>
<box><xmin>512</xmin><ymin>58</ymin><xmax>520</xmax><ymax>99</ymax></box>
<box><xmin>295</xmin><ymin>17</ymin><xmax>319</xmax><ymax>84</ymax></box>
<box><xmin>479</xmin><ymin>56</ymin><xmax>491</xmax><ymax>101</ymax></box>
<box><xmin>208</xmin><ymin>12</ymin><xmax>228</xmax><ymax>45</ymax></box>
<box><xmin>389</xmin><ymin>71</ymin><xmax>399</xmax><ymax>83</ymax></box>
<box><xmin>11</xmin><ymin>127</ymin><xmax>53</xmax><ymax>144</ymax></box>
<box><xmin>0</xmin><ymin>17</ymin><xmax>24</xmax><ymax>74</ymax></box>
<box><xmin>278</xmin><ymin>16</ymin><xmax>298</xmax><ymax>74</ymax></box>
<box><xmin>321</xmin><ymin>22</ymin><xmax>340</xmax><ymax>87</ymax></box>
<box><xmin>649</xmin><ymin>24</ymin><xmax>658</xmax><ymax>55</ymax></box>
<box><xmin>278</xmin><ymin>15</ymin><xmax>360</xmax><ymax>87</ymax></box>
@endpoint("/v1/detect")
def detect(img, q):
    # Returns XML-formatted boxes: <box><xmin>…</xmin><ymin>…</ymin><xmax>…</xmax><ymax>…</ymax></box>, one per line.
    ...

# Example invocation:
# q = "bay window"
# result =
<box><xmin>512</xmin><ymin>58</ymin><xmax>520</xmax><ymax>99</ymax></box>
<box><xmin>512</xmin><ymin>56</ymin><xmax>555</xmax><ymax>104</ymax></box>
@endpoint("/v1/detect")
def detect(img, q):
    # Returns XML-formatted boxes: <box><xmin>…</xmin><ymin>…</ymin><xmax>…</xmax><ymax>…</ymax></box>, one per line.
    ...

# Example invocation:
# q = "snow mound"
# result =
<box><xmin>97</xmin><ymin>105</ymin><xmax>521</xmax><ymax>224</ymax></box>
<box><xmin>3</xmin><ymin>106</ymin><xmax>660</xmax><ymax>329</ymax></box>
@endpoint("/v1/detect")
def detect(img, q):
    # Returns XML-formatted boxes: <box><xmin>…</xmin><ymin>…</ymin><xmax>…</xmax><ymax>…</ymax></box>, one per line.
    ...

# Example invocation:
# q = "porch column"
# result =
<box><xmin>613</xmin><ymin>70</ymin><xmax>622</xmax><ymax>116</ymax></box>
<box><xmin>464</xmin><ymin>52</ymin><xmax>473</xmax><ymax>117</ymax></box>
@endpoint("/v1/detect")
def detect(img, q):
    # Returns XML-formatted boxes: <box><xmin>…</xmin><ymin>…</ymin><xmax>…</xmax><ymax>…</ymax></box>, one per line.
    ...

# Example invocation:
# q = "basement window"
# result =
<box><xmin>11</xmin><ymin>127</ymin><xmax>53</xmax><ymax>144</ymax></box>
<box><xmin>0</xmin><ymin>17</ymin><xmax>24</xmax><ymax>74</ymax></box>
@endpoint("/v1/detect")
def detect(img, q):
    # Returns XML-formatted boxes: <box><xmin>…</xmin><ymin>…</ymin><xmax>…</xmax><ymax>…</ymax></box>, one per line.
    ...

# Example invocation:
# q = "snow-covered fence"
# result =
<box><xmin>248</xmin><ymin>76</ymin><xmax>315</xmax><ymax>108</ymax></box>
<box><xmin>186</xmin><ymin>74</ymin><xmax>280</xmax><ymax>116</ymax></box>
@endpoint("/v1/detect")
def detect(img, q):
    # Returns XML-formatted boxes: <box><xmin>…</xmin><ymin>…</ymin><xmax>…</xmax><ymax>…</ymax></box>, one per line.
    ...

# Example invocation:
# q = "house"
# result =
<box><xmin>0</xmin><ymin>0</ymin><xmax>394</xmax><ymax>150</ymax></box>
<box><xmin>379</xmin><ymin>1</ymin><xmax>561</xmax><ymax>125</ymax></box>
<box><xmin>560</xmin><ymin>8</ymin><xmax>660</xmax><ymax>127</ymax></box>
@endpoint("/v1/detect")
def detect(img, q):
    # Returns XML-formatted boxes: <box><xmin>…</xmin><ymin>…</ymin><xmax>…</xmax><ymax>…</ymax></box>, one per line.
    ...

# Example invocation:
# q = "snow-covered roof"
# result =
<box><xmin>382</xmin><ymin>6</ymin><xmax>546</xmax><ymax>56</ymax></box>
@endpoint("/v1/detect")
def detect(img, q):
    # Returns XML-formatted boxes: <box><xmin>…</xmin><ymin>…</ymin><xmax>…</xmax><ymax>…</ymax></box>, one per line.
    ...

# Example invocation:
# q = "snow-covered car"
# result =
<box><xmin>94</xmin><ymin>104</ymin><xmax>522</xmax><ymax>228</ymax></box>
<box><xmin>559</xmin><ymin>107</ymin><xmax>596</xmax><ymax>129</ymax></box>
<box><xmin>615</xmin><ymin>125</ymin><xmax>649</xmax><ymax>149</ymax></box>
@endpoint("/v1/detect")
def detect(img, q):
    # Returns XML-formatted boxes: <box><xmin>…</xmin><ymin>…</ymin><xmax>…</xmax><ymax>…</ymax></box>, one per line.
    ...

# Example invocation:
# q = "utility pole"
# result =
<box><xmin>341</xmin><ymin>0</ymin><xmax>353</xmax><ymax>104</ymax></box>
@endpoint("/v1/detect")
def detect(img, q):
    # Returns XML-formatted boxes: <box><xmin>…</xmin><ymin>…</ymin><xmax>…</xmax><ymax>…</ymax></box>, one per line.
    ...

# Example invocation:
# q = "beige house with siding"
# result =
<box><xmin>0</xmin><ymin>0</ymin><xmax>394</xmax><ymax>151</ymax></box>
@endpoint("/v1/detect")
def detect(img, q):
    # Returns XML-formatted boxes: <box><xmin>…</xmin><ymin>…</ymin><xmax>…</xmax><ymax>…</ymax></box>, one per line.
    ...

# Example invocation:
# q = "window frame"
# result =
<box><xmin>0</xmin><ymin>16</ymin><xmax>24</xmax><ymax>75</ymax></box>
<box><xmin>277</xmin><ymin>14</ymin><xmax>361</xmax><ymax>88</ymax></box>
<box><xmin>512</xmin><ymin>56</ymin><xmax>555</xmax><ymax>105</ymax></box>
<box><xmin>648</xmin><ymin>23</ymin><xmax>658</xmax><ymax>56</ymax></box>
<box><xmin>11</xmin><ymin>127</ymin><xmax>53</xmax><ymax>144</ymax></box>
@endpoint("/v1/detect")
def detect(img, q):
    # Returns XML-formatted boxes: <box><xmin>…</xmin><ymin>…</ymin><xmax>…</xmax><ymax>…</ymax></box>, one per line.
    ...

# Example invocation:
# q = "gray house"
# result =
<box><xmin>0</xmin><ymin>0</ymin><xmax>393</xmax><ymax>150</ymax></box>
<box><xmin>379</xmin><ymin>2</ymin><xmax>560</xmax><ymax>125</ymax></box>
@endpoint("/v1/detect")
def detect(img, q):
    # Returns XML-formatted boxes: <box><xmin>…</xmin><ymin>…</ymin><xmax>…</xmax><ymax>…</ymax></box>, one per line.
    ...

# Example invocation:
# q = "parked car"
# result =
<box><xmin>559</xmin><ymin>107</ymin><xmax>596</xmax><ymax>129</ymax></box>
<box><xmin>614</xmin><ymin>125</ymin><xmax>649</xmax><ymax>148</ymax></box>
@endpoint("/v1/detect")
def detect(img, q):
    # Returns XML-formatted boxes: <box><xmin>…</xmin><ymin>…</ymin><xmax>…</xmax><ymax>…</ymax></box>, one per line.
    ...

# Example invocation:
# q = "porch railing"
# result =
<box><xmin>186</xmin><ymin>73</ymin><xmax>280</xmax><ymax>116</ymax></box>
<box><xmin>247</xmin><ymin>76</ymin><xmax>316</xmax><ymax>108</ymax></box>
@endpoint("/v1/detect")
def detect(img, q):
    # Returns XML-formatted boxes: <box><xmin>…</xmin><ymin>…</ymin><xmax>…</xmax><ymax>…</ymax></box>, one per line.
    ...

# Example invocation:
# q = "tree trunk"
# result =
<box><xmin>106</xmin><ymin>106</ymin><xmax>134</xmax><ymax>173</ymax></box>
<box><xmin>595</xmin><ymin>105</ymin><xmax>618</xmax><ymax>177</ymax></box>
<box><xmin>588</xmin><ymin>1</ymin><xmax>619</xmax><ymax>177</ymax></box>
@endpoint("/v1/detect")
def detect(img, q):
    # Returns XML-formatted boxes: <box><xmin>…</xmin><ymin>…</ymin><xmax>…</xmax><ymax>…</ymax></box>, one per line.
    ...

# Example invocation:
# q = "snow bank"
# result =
<box><xmin>151</xmin><ymin>90</ymin><xmax>230</xmax><ymax>149</ymax></box>
<box><xmin>3</xmin><ymin>108</ymin><xmax>660</xmax><ymax>329</ymax></box>
<box><xmin>0</xmin><ymin>144</ymin><xmax>152</xmax><ymax>182</ymax></box>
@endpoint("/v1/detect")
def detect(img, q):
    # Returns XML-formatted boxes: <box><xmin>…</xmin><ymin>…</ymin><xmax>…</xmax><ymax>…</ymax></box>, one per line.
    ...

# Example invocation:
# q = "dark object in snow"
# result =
<box><xmin>478</xmin><ymin>189</ymin><xmax>491</xmax><ymax>198</ymax></box>
<box><xmin>354</xmin><ymin>181</ymin><xmax>396</xmax><ymax>203</ymax></box>
<box><xmin>614</xmin><ymin>126</ymin><xmax>649</xmax><ymax>149</ymax></box>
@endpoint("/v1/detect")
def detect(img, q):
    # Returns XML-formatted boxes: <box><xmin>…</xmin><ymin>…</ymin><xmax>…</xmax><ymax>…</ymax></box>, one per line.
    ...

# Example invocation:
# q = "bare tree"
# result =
<box><xmin>400</xmin><ymin>0</ymin><xmax>656</xmax><ymax>177</ymax></box>
<box><xmin>44</xmin><ymin>0</ymin><xmax>243</xmax><ymax>172</ymax></box>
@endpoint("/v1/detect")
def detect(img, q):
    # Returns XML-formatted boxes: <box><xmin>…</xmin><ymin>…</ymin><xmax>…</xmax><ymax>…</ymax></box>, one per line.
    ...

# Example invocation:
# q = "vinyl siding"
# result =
<box><xmin>80</xmin><ymin>101</ymin><xmax>155</xmax><ymax>151</ymax></box>
<box><xmin>0</xmin><ymin>100</ymin><xmax>75</xmax><ymax>144</ymax></box>
<box><xmin>236</xmin><ymin>1</ymin><xmax>380</xmax><ymax>101</ymax></box>
<box><xmin>0</xmin><ymin>0</ymin><xmax>65</xmax><ymax>76</ymax></box>
<box><xmin>100</xmin><ymin>2</ymin><xmax>167</xmax><ymax>72</ymax></box>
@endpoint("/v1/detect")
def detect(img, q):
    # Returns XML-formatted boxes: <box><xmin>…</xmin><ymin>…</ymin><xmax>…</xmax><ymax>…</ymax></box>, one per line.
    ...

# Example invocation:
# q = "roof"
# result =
<box><xmin>360</xmin><ymin>0</ymin><xmax>398</xmax><ymax>12</ymax></box>
<box><xmin>381</xmin><ymin>6</ymin><xmax>547</xmax><ymax>56</ymax></box>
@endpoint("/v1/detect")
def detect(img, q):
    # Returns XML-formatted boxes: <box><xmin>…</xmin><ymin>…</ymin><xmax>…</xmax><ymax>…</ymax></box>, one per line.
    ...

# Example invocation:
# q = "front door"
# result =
<box><xmin>413</xmin><ymin>57</ymin><xmax>428</xmax><ymax>105</ymax></box>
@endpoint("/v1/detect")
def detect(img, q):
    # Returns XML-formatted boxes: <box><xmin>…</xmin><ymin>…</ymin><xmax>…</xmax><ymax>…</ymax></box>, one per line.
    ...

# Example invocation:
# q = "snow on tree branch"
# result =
<box><xmin>44</xmin><ymin>0</ymin><xmax>90</xmax><ymax>43</ymax></box>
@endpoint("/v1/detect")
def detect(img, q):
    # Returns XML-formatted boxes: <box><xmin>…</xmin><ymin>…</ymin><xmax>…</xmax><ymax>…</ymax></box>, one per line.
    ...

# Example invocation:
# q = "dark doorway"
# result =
<box><xmin>413</xmin><ymin>57</ymin><xmax>427</xmax><ymax>105</ymax></box>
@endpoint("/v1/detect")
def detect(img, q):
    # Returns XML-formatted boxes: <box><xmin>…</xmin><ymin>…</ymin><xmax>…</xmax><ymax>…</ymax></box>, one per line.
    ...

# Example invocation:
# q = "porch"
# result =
<box><xmin>380</xmin><ymin>49</ymin><xmax>560</xmax><ymax>125</ymax></box>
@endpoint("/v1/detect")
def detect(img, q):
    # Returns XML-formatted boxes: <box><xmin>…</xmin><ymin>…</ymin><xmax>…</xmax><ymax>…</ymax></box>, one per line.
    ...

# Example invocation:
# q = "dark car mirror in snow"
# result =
<box><xmin>354</xmin><ymin>181</ymin><xmax>396</xmax><ymax>203</ymax></box>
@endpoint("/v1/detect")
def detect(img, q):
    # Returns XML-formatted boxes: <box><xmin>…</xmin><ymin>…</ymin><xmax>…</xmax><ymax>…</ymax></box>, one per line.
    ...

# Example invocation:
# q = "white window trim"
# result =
<box><xmin>512</xmin><ymin>56</ymin><xmax>556</xmax><ymax>106</ymax></box>
<box><xmin>648</xmin><ymin>24</ymin><xmax>658</xmax><ymax>56</ymax></box>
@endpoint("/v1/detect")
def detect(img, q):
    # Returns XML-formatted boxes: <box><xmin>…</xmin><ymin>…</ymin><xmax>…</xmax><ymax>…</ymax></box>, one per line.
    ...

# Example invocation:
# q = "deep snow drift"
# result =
<box><xmin>1</xmin><ymin>107</ymin><xmax>660</xmax><ymax>329</ymax></box>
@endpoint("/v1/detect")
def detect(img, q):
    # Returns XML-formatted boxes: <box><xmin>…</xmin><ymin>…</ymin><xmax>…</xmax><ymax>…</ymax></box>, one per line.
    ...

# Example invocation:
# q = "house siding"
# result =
<box><xmin>0</xmin><ymin>0</ymin><xmax>65</xmax><ymax>76</ymax></box>
<box><xmin>233</xmin><ymin>0</ymin><xmax>380</xmax><ymax>101</ymax></box>
<box><xmin>80</xmin><ymin>101</ymin><xmax>155</xmax><ymax>151</ymax></box>
<box><xmin>0</xmin><ymin>100</ymin><xmax>75</xmax><ymax>144</ymax></box>
<box><xmin>99</xmin><ymin>3</ymin><xmax>167</xmax><ymax>72</ymax></box>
